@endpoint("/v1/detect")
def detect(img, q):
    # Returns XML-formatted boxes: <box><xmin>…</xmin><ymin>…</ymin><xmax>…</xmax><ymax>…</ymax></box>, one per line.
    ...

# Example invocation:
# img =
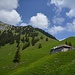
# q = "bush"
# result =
<box><xmin>46</xmin><ymin>38</ymin><xmax>48</xmax><ymax>41</ymax></box>
<box><xmin>13</xmin><ymin>47</ymin><xmax>20</xmax><ymax>63</ymax></box>
<box><xmin>25</xmin><ymin>37</ymin><xmax>29</xmax><ymax>42</ymax></box>
<box><xmin>31</xmin><ymin>37</ymin><xmax>39</xmax><ymax>46</ymax></box>
<box><xmin>40</xmin><ymin>36</ymin><xmax>43</xmax><ymax>40</ymax></box>
<box><xmin>69</xmin><ymin>42</ymin><xmax>72</xmax><ymax>46</ymax></box>
<box><xmin>21</xmin><ymin>37</ymin><xmax>25</xmax><ymax>43</ymax></box>
<box><xmin>65</xmin><ymin>41</ymin><xmax>68</xmax><ymax>45</ymax></box>
<box><xmin>38</xmin><ymin>44</ymin><xmax>42</xmax><ymax>49</ymax></box>
<box><xmin>22</xmin><ymin>42</ymin><xmax>30</xmax><ymax>50</ymax></box>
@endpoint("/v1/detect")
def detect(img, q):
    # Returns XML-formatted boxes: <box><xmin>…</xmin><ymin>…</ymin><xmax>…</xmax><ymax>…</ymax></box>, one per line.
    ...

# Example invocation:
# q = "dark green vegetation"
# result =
<box><xmin>0</xmin><ymin>22</ymin><xmax>75</xmax><ymax>75</ymax></box>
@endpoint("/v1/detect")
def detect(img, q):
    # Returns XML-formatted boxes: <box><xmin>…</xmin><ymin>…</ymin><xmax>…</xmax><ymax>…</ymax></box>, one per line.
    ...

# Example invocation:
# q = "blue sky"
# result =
<box><xmin>17</xmin><ymin>0</ymin><xmax>54</xmax><ymax>23</ymax></box>
<box><xmin>0</xmin><ymin>0</ymin><xmax>75</xmax><ymax>40</ymax></box>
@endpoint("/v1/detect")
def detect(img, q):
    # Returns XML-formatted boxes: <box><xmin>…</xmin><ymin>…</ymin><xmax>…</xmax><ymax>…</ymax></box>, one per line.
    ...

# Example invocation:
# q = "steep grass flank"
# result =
<box><xmin>60</xmin><ymin>36</ymin><xmax>75</xmax><ymax>46</ymax></box>
<box><xmin>10</xmin><ymin>50</ymin><xmax>75</xmax><ymax>75</ymax></box>
<box><xmin>0</xmin><ymin>23</ymin><xmax>75</xmax><ymax>75</ymax></box>
<box><xmin>9</xmin><ymin>37</ymin><xmax>75</xmax><ymax>75</ymax></box>
<box><xmin>0</xmin><ymin>30</ymin><xmax>58</xmax><ymax>75</ymax></box>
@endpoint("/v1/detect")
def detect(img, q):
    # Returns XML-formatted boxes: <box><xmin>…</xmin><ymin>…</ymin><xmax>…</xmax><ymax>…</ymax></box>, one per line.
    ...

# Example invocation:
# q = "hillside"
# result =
<box><xmin>35</xmin><ymin>28</ymin><xmax>57</xmax><ymax>40</ymax></box>
<box><xmin>0</xmin><ymin>22</ymin><xmax>58</xmax><ymax>75</ymax></box>
<box><xmin>0</xmin><ymin>21</ymin><xmax>12</xmax><ymax>30</ymax></box>
<box><xmin>0</xmin><ymin>22</ymin><xmax>75</xmax><ymax>75</ymax></box>
<box><xmin>59</xmin><ymin>36</ymin><xmax>75</xmax><ymax>47</ymax></box>
<box><xmin>10</xmin><ymin>50</ymin><xmax>75</xmax><ymax>75</ymax></box>
<box><xmin>10</xmin><ymin>37</ymin><xmax>75</xmax><ymax>75</ymax></box>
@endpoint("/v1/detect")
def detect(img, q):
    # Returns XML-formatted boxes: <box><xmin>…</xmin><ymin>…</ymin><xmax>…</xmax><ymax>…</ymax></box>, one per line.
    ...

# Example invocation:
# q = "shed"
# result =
<box><xmin>50</xmin><ymin>44</ymin><xmax>74</xmax><ymax>54</ymax></box>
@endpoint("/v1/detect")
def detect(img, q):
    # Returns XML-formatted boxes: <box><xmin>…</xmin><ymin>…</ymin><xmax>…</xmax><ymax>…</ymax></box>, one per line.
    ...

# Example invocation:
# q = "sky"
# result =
<box><xmin>0</xmin><ymin>0</ymin><xmax>75</xmax><ymax>40</ymax></box>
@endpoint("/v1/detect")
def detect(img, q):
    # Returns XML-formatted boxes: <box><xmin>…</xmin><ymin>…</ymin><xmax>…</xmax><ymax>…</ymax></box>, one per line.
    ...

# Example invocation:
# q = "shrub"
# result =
<box><xmin>13</xmin><ymin>47</ymin><xmax>20</xmax><ymax>63</ymax></box>
<box><xmin>22</xmin><ymin>42</ymin><xmax>30</xmax><ymax>50</ymax></box>
<box><xmin>65</xmin><ymin>41</ymin><xmax>68</xmax><ymax>45</ymax></box>
<box><xmin>46</xmin><ymin>38</ymin><xmax>48</xmax><ymax>41</ymax></box>
<box><xmin>69</xmin><ymin>42</ymin><xmax>72</xmax><ymax>46</ymax></box>
<box><xmin>38</xmin><ymin>44</ymin><xmax>42</xmax><ymax>49</ymax></box>
<box><xmin>21</xmin><ymin>37</ymin><xmax>25</xmax><ymax>43</ymax></box>
<box><xmin>40</xmin><ymin>35</ymin><xmax>43</xmax><ymax>40</ymax></box>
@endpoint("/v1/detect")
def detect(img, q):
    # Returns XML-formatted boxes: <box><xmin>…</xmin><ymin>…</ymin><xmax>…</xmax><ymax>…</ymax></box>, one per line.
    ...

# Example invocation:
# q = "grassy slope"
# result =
<box><xmin>0</xmin><ymin>31</ymin><xmax>58</xmax><ymax>75</ymax></box>
<box><xmin>10</xmin><ymin>37</ymin><xmax>75</xmax><ymax>75</ymax></box>
<box><xmin>61</xmin><ymin>36</ymin><xmax>75</xmax><ymax>46</ymax></box>
<box><xmin>0</xmin><ymin>26</ymin><xmax>75</xmax><ymax>75</ymax></box>
<box><xmin>11</xmin><ymin>50</ymin><xmax>75</xmax><ymax>75</ymax></box>
<box><xmin>0</xmin><ymin>43</ymin><xmax>17</xmax><ymax>75</ymax></box>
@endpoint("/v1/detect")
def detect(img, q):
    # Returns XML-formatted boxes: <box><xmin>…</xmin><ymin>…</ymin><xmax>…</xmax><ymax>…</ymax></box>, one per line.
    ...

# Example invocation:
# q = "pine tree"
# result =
<box><xmin>38</xmin><ymin>44</ymin><xmax>42</xmax><ymax>49</ymax></box>
<box><xmin>31</xmin><ymin>36</ymin><xmax>35</xmax><ymax>46</ymax></box>
<box><xmin>40</xmin><ymin>35</ymin><xmax>43</xmax><ymax>40</ymax></box>
<box><xmin>46</xmin><ymin>38</ymin><xmax>48</xmax><ymax>41</ymax></box>
<box><xmin>0</xmin><ymin>30</ymin><xmax>1</xmax><ymax>34</ymax></box>
<box><xmin>21</xmin><ymin>37</ymin><xmax>25</xmax><ymax>43</ymax></box>
<box><xmin>22</xmin><ymin>42</ymin><xmax>30</xmax><ymax>50</ymax></box>
<box><xmin>16</xmin><ymin>34</ymin><xmax>20</xmax><ymax>44</ymax></box>
<box><xmin>69</xmin><ymin>42</ymin><xmax>72</xmax><ymax>46</ymax></box>
<box><xmin>65</xmin><ymin>41</ymin><xmax>68</xmax><ymax>45</ymax></box>
<box><xmin>13</xmin><ymin>47</ymin><xmax>20</xmax><ymax>63</ymax></box>
<box><xmin>25</xmin><ymin>36</ymin><xmax>29</xmax><ymax>42</ymax></box>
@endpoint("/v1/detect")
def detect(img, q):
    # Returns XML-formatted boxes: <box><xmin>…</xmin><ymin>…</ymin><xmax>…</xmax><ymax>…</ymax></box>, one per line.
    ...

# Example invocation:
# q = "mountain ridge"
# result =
<box><xmin>0</xmin><ymin>21</ymin><xmax>57</xmax><ymax>40</ymax></box>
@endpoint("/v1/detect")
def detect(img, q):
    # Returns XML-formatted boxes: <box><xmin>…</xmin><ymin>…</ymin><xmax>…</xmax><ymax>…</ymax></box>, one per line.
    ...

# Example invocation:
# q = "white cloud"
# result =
<box><xmin>50</xmin><ymin>0</ymin><xmax>75</xmax><ymax>9</ymax></box>
<box><xmin>0</xmin><ymin>10</ymin><xmax>21</xmax><ymax>25</ymax></box>
<box><xmin>59</xmin><ymin>38</ymin><xmax>66</xmax><ymax>41</ymax></box>
<box><xmin>30</xmin><ymin>13</ymin><xmax>50</xmax><ymax>29</ymax></box>
<box><xmin>66</xmin><ymin>9</ymin><xmax>75</xmax><ymax>18</ymax></box>
<box><xmin>50</xmin><ymin>0</ymin><xmax>64</xmax><ymax>8</ymax></box>
<box><xmin>53</xmin><ymin>16</ymin><xmax>64</xmax><ymax>24</ymax></box>
<box><xmin>48</xmin><ymin>25</ymin><xmax>65</xmax><ymax>34</ymax></box>
<box><xmin>67</xmin><ymin>19</ymin><xmax>75</xmax><ymax>31</ymax></box>
<box><xmin>29</xmin><ymin>13</ymin><xmax>65</xmax><ymax>35</ymax></box>
<box><xmin>0</xmin><ymin>0</ymin><xmax>18</xmax><ymax>10</ymax></box>
<box><xmin>50</xmin><ymin>0</ymin><xmax>75</xmax><ymax>18</ymax></box>
<box><xmin>20</xmin><ymin>23</ymin><xmax>28</xmax><ymax>26</ymax></box>
<box><xmin>0</xmin><ymin>0</ymin><xmax>22</xmax><ymax>25</ymax></box>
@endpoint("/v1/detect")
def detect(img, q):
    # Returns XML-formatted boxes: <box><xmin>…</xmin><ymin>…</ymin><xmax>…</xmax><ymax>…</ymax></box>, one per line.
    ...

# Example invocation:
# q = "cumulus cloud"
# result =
<box><xmin>0</xmin><ymin>10</ymin><xmax>21</xmax><ymax>25</ymax></box>
<box><xmin>30</xmin><ymin>13</ymin><xmax>50</xmax><ymax>29</ymax></box>
<box><xmin>20</xmin><ymin>23</ymin><xmax>28</xmax><ymax>26</ymax></box>
<box><xmin>50</xmin><ymin>0</ymin><xmax>75</xmax><ymax>9</ymax></box>
<box><xmin>50</xmin><ymin>0</ymin><xmax>75</xmax><ymax>18</ymax></box>
<box><xmin>66</xmin><ymin>9</ymin><xmax>75</xmax><ymax>18</ymax></box>
<box><xmin>0</xmin><ymin>0</ymin><xmax>18</xmax><ymax>10</ymax></box>
<box><xmin>59</xmin><ymin>38</ymin><xmax>66</xmax><ymax>41</ymax></box>
<box><xmin>67</xmin><ymin>19</ymin><xmax>75</xmax><ymax>31</ymax></box>
<box><xmin>0</xmin><ymin>0</ymin><xmax>22</xmax><ymax>25</ymax></box>
<box><xmin>53</xmin><ymin>16</ymin><xmax>64</xmax><ymax>24</ymax></box>
<box><xmin>48</xmin><ymin>25</ymin><xmax>65</xmax><ymax>34</ymax></box>
<box><xmin>29</xmin><ymin>13</ymin><xmax>65</xmax><ymax>34</ymax></box>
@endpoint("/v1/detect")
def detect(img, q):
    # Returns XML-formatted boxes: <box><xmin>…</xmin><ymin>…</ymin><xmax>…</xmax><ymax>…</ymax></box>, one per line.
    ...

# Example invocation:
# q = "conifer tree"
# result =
<box><xmin>65</xmin><ymin>41</ymin><xmax>68</xmax><ymax>45</ymax></box>
<box><xmin>40</xmin><ymin>35</ymin><xmax>43</xmax><ymax>40</ymax></box>
<box><xmin>69</xmin><ymin>42</ymin><xmax>72</xmax><ymax>46</ymax></box>
<box><xmin>13</xmin><ymin>47</ymin><xmax>20</xmax><ymax>63</ymax></box>
<box><xmin>46</xmin><ymin>38</ymin><xmax>48</xmax><ymax>41</ymax></box>
<box><xmin>22</xmin><ymin>42</ymin><xmax>30</xmax><ymax>50</ymax></box>
<box><xmin>38</xmin><ymin>44</ymin><xmax>42</xmax><ymax>49</ymax></box>
<box><xmin>31</xmin><ymin>36</ymin><xmax>35</xmax><ymax>46</ymax></box>
<box><xmin>21</xmin><ymin>37</ymin><xmax>25</xmax><ymax>43</ymax></box>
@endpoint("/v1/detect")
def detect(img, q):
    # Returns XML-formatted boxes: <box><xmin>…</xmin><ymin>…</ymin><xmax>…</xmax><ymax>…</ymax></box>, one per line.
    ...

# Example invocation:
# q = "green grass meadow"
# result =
<box><xmin>0</xmin><ymin>31</ymin><xmax>75</xmax><ymax>75</ymax></box>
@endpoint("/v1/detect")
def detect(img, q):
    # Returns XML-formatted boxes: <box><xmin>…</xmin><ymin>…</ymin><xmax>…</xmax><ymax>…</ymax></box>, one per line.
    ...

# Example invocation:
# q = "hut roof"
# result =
<box><xmin>52</xmin><ymin>44</ymin><xmax>72</xmax><ymax>50</ymax></box>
